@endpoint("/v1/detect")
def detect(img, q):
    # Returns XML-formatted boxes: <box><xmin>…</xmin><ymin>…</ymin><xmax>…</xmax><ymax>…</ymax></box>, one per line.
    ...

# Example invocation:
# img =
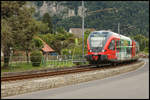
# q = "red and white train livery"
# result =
<box><xmin>86</xmin><ymin>30</ymin><xmax>139</xmax><ymax>65</ymax></box>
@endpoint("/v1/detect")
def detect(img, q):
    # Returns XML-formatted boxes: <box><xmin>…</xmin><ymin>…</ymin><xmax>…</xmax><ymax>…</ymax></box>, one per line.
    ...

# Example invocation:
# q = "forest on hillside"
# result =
<box><xmin>31</xmin><ymin>1</ymin><xmax>149</xmax><ymax>37</ymax></box>
<box><xmin>50</xmin><ymin>1</ymin><xmax>149</xmax><ymax>37</ymax></box>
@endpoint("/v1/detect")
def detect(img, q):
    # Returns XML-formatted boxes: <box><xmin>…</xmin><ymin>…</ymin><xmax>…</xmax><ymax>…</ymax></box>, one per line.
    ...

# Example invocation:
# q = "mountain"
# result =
<box><xmin>28</xmin><ymin>1</ymin><xmax>83</xmax><ymax>18</ymax></box>
<box><xmin>28</xmin><ymin>1</ymin><xmax>149</xmax><ymax>37</ymax></box>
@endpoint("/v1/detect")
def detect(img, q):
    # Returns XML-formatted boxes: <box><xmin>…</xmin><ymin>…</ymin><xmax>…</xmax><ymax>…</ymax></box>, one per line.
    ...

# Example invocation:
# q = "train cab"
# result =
<box><xmin>86</xmin><ymin>30</ymin><xmax>138</xmax><ymax>64</ymax></box>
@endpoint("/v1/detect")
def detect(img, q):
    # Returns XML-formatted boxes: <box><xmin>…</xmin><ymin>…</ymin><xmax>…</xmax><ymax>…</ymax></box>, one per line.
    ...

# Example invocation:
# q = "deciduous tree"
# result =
<box><xmin>42</xmin><ymin>13</ymin><xmax>53</xmax><ymax>34</ymax></box>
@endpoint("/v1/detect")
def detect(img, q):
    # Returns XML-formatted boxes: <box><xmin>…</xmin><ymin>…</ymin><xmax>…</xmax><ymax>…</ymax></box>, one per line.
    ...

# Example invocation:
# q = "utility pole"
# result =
<box><xmin>82</xmin><ymin>1</ymin><xmax>84</xmax><ymax>58</ymax></box>
<box><xmin>81</xmin><ymin>6</ymin><xmax>116</xmax><ymax>58</ymax></box>
<box><xmin>118</xmin><ymin>23</ymin><xmax>121</xmax><ymax>60</ymax></box>
<box><xmin>118</xmin><ymin>23</ymin><xmax>120</xmax><ymax>34</ymax></box>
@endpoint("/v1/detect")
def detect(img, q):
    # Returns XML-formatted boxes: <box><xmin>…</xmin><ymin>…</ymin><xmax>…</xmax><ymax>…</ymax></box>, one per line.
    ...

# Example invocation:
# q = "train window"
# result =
<box><xmin>136</xmin><ymin>46</ymin><xmax>139</xmax><ymax>54</ymax></box>
<box><xmin>91</xmin><ymin>37</ymin><xmax>106</xmax><ymax>47</ymax></box>
<box><xmin>116</xmin><ymin>40</ymin><xmax>121</xmax><ymax>52</ymax></box>
<box><xmin>108</xmin><ymin>40</ymin><xmax>115</xmax><ymax>50</ymax></box>
<box><xmin>126</xmin><ymin>47</ymin><xmax>131</xmax><ymax>55</ymax></box>
<box><xmin>116</xmin><ymin>40</ymin><xmax>119</xmax><ymax>46</ymax></box>
<box><xmin>120</xmin><ymin>40</ymin><xmax>124</xmax><ymax>46</ymax></box>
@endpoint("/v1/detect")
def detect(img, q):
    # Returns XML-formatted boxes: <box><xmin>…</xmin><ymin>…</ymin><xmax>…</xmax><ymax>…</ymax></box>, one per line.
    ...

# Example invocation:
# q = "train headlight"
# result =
<box><xmin>88</xmin><ymin>50</ymin><xmax>92</xmax><ymax>52</ymax></box>
<box><xmin>102</xmin><ymin>49</ymin><xmax>107</xmax><ymax>52</ymax></box>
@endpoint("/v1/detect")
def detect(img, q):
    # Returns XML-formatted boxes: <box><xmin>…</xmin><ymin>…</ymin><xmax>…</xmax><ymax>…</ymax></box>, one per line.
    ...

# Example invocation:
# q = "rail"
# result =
<box><xmin>1</xmin><ymin>60</ymin><xmax>140</xmax><ymax>82</ymax></box>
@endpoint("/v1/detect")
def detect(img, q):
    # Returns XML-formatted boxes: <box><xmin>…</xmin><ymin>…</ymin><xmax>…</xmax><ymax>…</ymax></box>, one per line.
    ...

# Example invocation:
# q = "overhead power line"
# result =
<box><xmin>87</xmin><ymin>8</ymin><xmax>118</xmax><ymax>15</ymax></box>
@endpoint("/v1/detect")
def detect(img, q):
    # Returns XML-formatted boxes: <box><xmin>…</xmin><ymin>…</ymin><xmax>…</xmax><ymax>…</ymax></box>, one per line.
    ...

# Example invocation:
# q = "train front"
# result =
<box><xmin>86</xmin><ymin>31</ymin><xmax>109</xmax><ymax>64</ymax></box>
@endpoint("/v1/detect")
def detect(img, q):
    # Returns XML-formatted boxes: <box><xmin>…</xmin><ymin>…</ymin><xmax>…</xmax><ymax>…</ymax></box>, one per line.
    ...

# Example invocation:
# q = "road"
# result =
<box><xmin>3</xmin><ymin>58</ymin><xmax>149</xmax><ymax>99</ymax></box>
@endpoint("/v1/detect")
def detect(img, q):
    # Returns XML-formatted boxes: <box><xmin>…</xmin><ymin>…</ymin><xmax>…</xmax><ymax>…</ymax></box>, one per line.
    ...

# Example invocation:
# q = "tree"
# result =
<box><xmin>56</xmin><ymin>27</ymin><xmax>66</xmax><ymax>34</ymax></box>
<box><xmin>1</xmin><ymin>1</ymin><xmax>41</xmax><ymax>66</ymax></box>
<box><xmin>32</xmin><ymin>37</ymin><xmax>44</xmax><ymax>50</ymax></box>
<box><xmin>131</xmin><ymin>34</ymin><xmax>149</xmax><ymax>52</ymax></box>
<box><xmin>42</xmin><ymin>13</ymin><xmax>53</xmax><ymax>34</ymax></box>
<box><xmin>38</xmin><ymin>29</ymin><xmax>76</xmax><ymax>55</ymax></box>
<box><xmin>1</xmin><ymin>1</ymin><xmax>26</xmax><ymax>68</ymax></box>
<box><xmin>36</xmin><ymin>21</ymin><xmax>49</xmax><ymax>34</ymax></box>
<box><xmin>1</xmin><ymin>19</ymin><xmax>12</xmax><ymax>68</ymax></box>
<box><xmin>1</xmin><ymin>1</ymin><xmax>26</xmax><ymax>19</ymax></box>
<box><xmin>8</xmin><ymin>6</ymin><xmax>40</xmax><ymax>63</ymax></box>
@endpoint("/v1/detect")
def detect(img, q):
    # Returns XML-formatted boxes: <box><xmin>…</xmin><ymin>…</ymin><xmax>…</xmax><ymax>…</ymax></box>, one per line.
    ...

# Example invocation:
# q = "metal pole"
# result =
<box><xmin>118</xmin><ymin>23</ymin><xmax>121</xmax><ymax>60</ymax></box>
<box><xmin>118</xmin><ymin>23</ymin><xmax>120</xmax><ymax>34</ymax></box>
<box><xmin>82</xmin><ymin>1</ymin><xmax>84</xmax><ymax>58</ymax></box>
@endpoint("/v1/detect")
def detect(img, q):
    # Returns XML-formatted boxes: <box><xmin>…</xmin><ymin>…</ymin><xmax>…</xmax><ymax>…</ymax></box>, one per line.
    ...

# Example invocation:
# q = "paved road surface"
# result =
<box><xmin>3</xmin><ymin>58</ymin><xmax>149</xmax><ymax>99</ymax></box>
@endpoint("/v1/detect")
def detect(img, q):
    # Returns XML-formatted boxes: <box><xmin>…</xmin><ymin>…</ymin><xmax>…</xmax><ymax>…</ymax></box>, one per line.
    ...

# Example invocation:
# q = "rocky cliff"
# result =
<box><xmin>30</xmin><ymin>1</ymin><xmax>85</xmax><ymax>18</ymax></box>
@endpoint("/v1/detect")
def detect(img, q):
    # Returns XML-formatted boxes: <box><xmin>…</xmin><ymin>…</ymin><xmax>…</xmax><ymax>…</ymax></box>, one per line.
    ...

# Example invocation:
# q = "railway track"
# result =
<box><xmin>1</xmin><ymin>60</ymin><xmax>140</xmax><ymax>82</ymax></box>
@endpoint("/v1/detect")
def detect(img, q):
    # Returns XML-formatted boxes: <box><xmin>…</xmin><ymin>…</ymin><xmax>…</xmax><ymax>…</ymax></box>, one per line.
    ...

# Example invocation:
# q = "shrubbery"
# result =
<box><xmin>30</xmin><ymin>50</ymin><xmax>43</xmax><ymax>66</ymax></box>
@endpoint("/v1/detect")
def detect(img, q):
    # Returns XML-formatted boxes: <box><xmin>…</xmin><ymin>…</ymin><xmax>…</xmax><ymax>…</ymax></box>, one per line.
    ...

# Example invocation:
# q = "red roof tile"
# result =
<box><xmin>34</xmin><ymin>36</ymin><xmax>55</xmax><ymax>52</ymax></box>
<box><xmin>42</xmin><ymin>43</ymin><xmax>54</xmax><ymax>52</ymax></box>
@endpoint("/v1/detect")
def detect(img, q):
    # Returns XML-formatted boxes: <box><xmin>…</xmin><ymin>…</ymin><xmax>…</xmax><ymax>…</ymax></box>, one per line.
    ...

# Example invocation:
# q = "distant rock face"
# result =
<box><xmin>78</xmin><ymin>6</ymin><xmax>83</xmax><ymax>17</ymax></box>
<box><xmin>31</xmin><ymin>1</ymin><xmax>86</xmax><ymax>18</ymax></box>
<box><xmin>39</xmin><ymin>1</ymin><xmax>65</xmax><ymax>17</ymax></box>
<box><xmin>68</xmin><ymin>9</ymin><xmax>75</xmax><ymax>17</ymax></box>
<box><xmin>39</xmin><ymin>1</ymin><xmax>48</xmax><ymax>16</ymax></box>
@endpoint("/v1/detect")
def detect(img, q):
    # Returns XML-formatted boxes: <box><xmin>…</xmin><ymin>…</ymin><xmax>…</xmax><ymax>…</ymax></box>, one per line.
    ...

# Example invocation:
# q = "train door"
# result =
<box><xmin>107</xmin><ymin>39</ymin><xmax>116</xmax><ymax>60</ymax></box>
<box><xmin>116</xmin><ymin>39</ymin><xmax>121</xmax><ymax>60</ymax></box>
<box><xmin>132</xmin><ymin>41</ymin><xmax>136</xmax><ymax>57</ymax></box>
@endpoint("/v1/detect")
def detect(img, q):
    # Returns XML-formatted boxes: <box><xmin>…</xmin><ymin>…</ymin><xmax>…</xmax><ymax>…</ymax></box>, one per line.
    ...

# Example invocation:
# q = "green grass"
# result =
<box><xmin>1</xmin><ymin>62</ymin><xmax>42</xmax><ymax>73</ymax></box>
<box><xmin>46</xmin><ymin>60</ymin><xmax>75</xmax><ymax>68</ymax></box>
<box><xmin>1</xmin><ymin>60</ymin><xmax>76</xmax><ymax>74</ymax></box>
<box><xmin>1</xmin><ymin>59</ymin><xmax>88</xmax><ymax>75</ymax></box>
<box><xmin>139</xmin><ymin>51</ymin><xmax>149</xmax><ymax>57</ymax></box>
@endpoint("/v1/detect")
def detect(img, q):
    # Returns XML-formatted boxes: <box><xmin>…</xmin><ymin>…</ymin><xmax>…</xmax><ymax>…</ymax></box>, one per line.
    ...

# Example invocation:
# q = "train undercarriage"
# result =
<box><xmin>85</xmin><ymin>54</ymin><xmax>138</xmax><ymax>66</ymax></box>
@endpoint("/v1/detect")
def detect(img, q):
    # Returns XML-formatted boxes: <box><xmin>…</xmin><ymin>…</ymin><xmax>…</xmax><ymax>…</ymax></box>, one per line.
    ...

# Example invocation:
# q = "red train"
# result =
<box><xmin>85</xmin><ymin>30</ymin><xmax>139</xmax><ymax>65</ymax></box>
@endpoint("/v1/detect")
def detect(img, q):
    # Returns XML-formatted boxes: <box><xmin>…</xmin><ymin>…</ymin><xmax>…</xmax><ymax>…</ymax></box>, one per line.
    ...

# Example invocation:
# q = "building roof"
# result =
<box><xmin>35</xmin><ymin>36</ymin><xmax>55</xmax><ymax>53</ymax></box>
<box><xmin>69</xmin><ymin>28</ymin><xmax>96</xmax><ymax>38</ymax></box>
<box><xmin>42</xmin><ymin>43</ymin><xmax>54</xmax><ymax>52</ymax></box>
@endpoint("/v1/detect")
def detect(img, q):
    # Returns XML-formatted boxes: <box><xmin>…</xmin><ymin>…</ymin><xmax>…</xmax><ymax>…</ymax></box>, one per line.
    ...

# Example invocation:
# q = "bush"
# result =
<box><xmin>32</xmin><ymin>38</ymin><xmax>44</xmax><ymax>49</ymax></box>
<box><xmin>144</xmin><ymin>47</ymin><xmax>149</xmax><ymax>53</ymax></box>
<box><xmin>30</xmin><ymin>50</ymin><xmax>43</xmax><ymax>66</ymax></box>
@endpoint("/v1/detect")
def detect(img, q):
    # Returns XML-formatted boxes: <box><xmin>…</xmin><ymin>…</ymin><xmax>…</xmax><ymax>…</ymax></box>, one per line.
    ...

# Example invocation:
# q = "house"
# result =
<box><xmin>69</xmin><ymin>28</ymin><xmax>96</xmax><ymax>38</ymax></box>
<box><xmin>42</xmin><ymin>43</ymin><xmax>55</xmax><ymax>55</ymax></box>
<box><xmin>12</xmin><ymin>37</ymin><xmax>55</xmax><ymax>57</ymax></box>
<box><xmin>36</xmin><ymin>36</ymin><xmax>55</xmax><ymax>55</ymax></box>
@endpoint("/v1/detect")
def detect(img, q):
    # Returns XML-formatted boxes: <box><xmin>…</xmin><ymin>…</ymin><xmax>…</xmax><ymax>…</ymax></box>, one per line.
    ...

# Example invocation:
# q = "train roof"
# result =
<box><xmin>93</xmin><ymin>30</ymin><xmax>132</xmax><ymax>41</ymax></box>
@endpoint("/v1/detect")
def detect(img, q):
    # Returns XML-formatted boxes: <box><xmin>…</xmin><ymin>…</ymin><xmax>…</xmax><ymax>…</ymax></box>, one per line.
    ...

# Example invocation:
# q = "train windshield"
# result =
<box><xmin>91</xmin><ymin>37</ymin><xmax>106</xmax><ymax>47</ymax></box>
<box><xmin>89</xmin><ymin>31</ymin><xmax>108</xmax><ymax>52</ymax></box>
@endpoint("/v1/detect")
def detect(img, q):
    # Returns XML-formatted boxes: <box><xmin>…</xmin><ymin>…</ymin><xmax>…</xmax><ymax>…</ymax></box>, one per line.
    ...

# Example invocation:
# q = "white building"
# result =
<box><xmin>69</xmin><ymin>28</ymin><xmax>95</xmax><ymax>38</ymax></box>
<box><xmin>1</xmin><ymin>50</ymin><xmax>3</xmax><ymax>57</ymax></box>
